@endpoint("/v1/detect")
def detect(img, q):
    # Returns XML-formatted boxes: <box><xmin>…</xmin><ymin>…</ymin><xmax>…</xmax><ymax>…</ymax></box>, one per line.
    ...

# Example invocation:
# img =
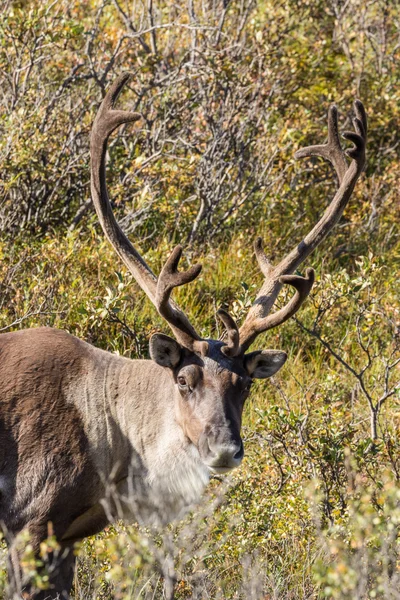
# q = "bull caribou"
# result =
<box><xmin>0</xmin><ymin>73</ymin><xmax>367</xmax><ymax>599</ymax></box>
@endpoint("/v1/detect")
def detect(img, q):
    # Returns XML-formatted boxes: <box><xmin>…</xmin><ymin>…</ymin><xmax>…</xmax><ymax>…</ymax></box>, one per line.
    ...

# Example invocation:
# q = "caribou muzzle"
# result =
<box><xmin>199</xmin><ymin>429</ymin><xmax>244</xmax><ymax>473</ymax></box>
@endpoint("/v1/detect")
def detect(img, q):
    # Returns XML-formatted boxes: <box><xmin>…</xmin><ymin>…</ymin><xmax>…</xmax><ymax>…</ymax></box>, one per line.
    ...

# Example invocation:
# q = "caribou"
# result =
<box><xmin>0</xmin><ymin>73</ymin><xmax>367</xmax><ymax>599</ymax></box>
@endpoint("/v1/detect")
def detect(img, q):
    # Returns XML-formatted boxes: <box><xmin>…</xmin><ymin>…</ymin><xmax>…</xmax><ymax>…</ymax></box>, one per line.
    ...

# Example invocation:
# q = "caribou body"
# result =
<box><xmin>0</xmin><ymin>74</ymin><xmax>367</xmax><ymax>599</ymax></box>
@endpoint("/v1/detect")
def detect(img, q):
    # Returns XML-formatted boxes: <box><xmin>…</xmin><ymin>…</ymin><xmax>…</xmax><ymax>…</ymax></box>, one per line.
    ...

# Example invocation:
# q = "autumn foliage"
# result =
<box><xmin>1</xmin><ymin>0</ymin><xmax>400</xmax><ymax>597</ymax></box>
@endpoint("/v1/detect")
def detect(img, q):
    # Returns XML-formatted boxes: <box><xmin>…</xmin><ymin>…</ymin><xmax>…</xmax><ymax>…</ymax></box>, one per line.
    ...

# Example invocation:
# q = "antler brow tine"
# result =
<box><xmin>217</xmin><ymin>309</ymin><xmax>240</xmax><ymax>357</ymax></box>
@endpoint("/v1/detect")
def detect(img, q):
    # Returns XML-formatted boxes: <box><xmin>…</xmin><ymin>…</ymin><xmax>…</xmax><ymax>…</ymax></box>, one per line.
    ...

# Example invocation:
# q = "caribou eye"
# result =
<box><xmin>177</xmin><ymin>376</ymin><xmax>187</xmax><ymax>387</ymax></box>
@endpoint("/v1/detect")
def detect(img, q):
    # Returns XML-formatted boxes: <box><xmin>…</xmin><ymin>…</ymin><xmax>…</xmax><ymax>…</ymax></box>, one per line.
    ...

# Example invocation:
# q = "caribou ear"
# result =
<box><xmin>244</xmin><ymin>350</ymin><xmax>287</xmax><ymax>379</ymax></box>
<box><xmin>150</xmin><ymin>333</ymin><xmax>182</xmax><ymax>368</ymax></box>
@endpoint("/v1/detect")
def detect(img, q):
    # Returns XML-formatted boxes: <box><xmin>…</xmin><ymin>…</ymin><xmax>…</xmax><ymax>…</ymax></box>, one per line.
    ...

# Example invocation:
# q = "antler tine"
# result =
<box><xmin>294</xmin><ymin>100</ymin><xmax>367</xmax><ymax>185</ymax></box>
<box><xmin>254</xmin><ymin>237</ymin><xmax>273</xmax><ymax>277</ymax></box>
<box><xmin>156</xmin><ymin>246</ymin><xmax>208</xmax><ymax>353</ymax></box>
<box><xmin>294</xmin><ymin>104</ymin><xmax>348</xmax><ymax>184</ymax></box>
<box><xmin>93</xmin><ymin>73</ymin><xmax>142</xmax><ymax>138</ymax></box>
<box><xmin>353</xmin><ymin>100</ymin><xmax>368</xmax><ymax>142</ymax></box>
<box><xmin>239</xmin><ymin>269</ymin><xmax>315</xmax><ymax>352</ymax></box>
<box><xmin>239</xmin><ymin>101</ymin><xmax>367</xmax><ymax>351</ymax></box>
<box><xmin>91</xmin><ymin>74</ymin><xmax>204</xmax><ymax>351</ymax></box>
<box><xmin>217</xmin><ymin>309</ymin><xmax>240</xmax><ymax>357</ymax></box>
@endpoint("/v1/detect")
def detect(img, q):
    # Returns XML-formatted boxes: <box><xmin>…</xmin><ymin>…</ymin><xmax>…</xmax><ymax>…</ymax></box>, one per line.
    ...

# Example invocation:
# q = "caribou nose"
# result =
<box><xmin>202</xmin><ymin>435</ymin><xmax>244</xmax><ymax>473</ymax></box>
<box><xmin>233</xmin><ymin>440</ymin><xmax>244</xmax><ymax>460</ymax></box>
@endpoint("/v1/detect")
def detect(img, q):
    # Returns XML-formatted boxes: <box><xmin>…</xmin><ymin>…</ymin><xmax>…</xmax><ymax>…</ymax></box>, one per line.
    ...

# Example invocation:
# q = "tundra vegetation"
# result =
<box><xmin>0</xmin><ymin>0</ymin><xmax>399</xmax><ymax>598</ymax></box>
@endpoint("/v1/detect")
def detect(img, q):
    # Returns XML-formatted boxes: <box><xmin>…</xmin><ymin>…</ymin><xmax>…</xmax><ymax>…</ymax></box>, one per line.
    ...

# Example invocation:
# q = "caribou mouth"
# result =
<box><xmin>208</xmin><ymin>464</ymin><xmax>238</xmax><ymax>474</ymax></box>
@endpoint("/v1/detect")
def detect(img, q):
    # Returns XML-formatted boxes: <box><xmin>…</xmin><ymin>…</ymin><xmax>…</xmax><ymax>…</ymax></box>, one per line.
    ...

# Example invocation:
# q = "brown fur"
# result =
<box><xmin>0</xmin><ymin>329</ymin><xmax>101</xmax><ymax>536</ymax></box>
<box><xmin>0</xmin><ymin>329</ymin><xmax>104</xmax><ymax>598</ymax></box>
<box><xmin>0</xmin><ymin>327</ymin><xmax>273</xmax><ymax>599</ymax></box>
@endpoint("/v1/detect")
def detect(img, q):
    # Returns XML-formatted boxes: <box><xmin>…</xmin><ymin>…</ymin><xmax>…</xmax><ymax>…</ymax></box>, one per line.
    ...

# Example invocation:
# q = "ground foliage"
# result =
<box><xmin>0</xmin><ymin>0</ymin><xmax>400</xmax><ymax>597</ymax></box>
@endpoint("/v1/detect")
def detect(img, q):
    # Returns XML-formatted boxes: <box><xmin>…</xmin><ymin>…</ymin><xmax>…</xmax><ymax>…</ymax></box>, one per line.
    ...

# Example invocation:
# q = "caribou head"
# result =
<box><xmin>90</xmin><ymin>73</ymin><xmax>367</xmax><ymax>475</ymax></box>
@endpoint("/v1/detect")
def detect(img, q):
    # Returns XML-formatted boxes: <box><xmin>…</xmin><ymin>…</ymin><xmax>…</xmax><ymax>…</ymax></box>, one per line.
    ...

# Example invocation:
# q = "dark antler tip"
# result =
<box><xmin>305</xmin><ymin>267</ymin><xmax>315</xmax><ymax>279</ymax></box>
<box><xmin>254</xmin><ymin>237</ymin><xmax>263</xmax><ymax>251</ymax></box>
<box><xmin>192</xmin><ymin>263</ymin><xmax>202</xmax><ymax>276</ymax></box>
<box><xmin>353</xmin><ymin>100</ymin><xmax>367</xmax><ymax>134</ymax></box>
<box><xmin>294</xmin><ymin>147</ymin><xmax>316</xmax><ymax>160</ymax></box>
<box><xmin>278</xmin><ymin>274</ymin><xmax>297</xmax><ymax>284</ymax></box>
<box><xmin>342</xmin><ymin>132</ymin><xmax>364</xmax><ymax>150</ymax></box>
<box><xmin>116</xmin><ymin>72</ymin><xmax>132</xmax><ymax>85</ymax></box>
<box><xmin>108</xmin><ymin>73</ymin><xmax>133</xmax><ymax>106</ymax></box>
<box><xmin>342</xmin><ymin>131</ymin><xmax>355</xmax><ymax>140</ymax></box>
<box><xmin>305</xmin><ymin>268</ymin><xmax>315</xmax><ymax>285</ymax></box>
<box><xmin>171</xmin><ymin>245</ymin><xmax>183</xmax><ymax>260</ymax></box>
<box><xmin>217</xmin><ymin>308</ymin><xmax>232</xmax><ymax>324</ymax></box>
<box><xmin>162</xmin><ymin>245</ymin><xmax>183</xmax><ymax>273</ymax></box>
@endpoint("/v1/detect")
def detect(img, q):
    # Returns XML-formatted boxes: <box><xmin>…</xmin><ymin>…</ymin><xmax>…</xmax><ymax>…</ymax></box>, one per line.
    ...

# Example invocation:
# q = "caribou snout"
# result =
<box><xmin>199</xmin><ymin>430</ymin><xmax>244</xmax><ymax>473</ymax></box>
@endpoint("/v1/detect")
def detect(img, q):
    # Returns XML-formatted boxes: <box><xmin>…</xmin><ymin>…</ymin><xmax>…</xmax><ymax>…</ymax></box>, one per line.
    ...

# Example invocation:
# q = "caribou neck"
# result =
<box><xmin>77</xmin><ymin>351</ymin><xmax>180</xmax><ymax>483</ymax></box>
